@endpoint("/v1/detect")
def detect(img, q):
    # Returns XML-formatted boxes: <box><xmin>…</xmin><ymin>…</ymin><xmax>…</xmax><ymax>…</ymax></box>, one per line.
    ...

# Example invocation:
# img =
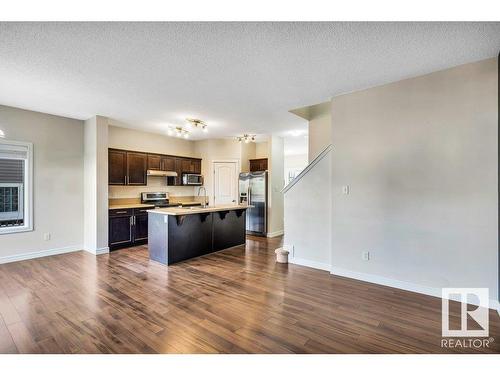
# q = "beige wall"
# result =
<box><xmin>308</xmin><ymin>102</ymin><xmax>331</xmax><ymax>162</ymax></box>
<box><xmin>108</xmin><ymin>125</ymin><xmax>195</xmax><ymax>157</ymax></box>
<box><xmin>0</xmin><ymin>105</ymin><xmax>84</xmax><ymax>261</ymax></box>
<box><xmin>255</xmin><ymin>141</ymin><xmax>268</xmax><ymax>159</ymax></box>
<box><xmin>193</xmin><ymin>138</ymin><xmax>242</xmax><ymax>204</ymax></box>
<box><xmin>84</xmin><ymin>116</ymin><xmax>109</xmax><ymax>253</ymax></box>
<box><xmin>240</xmin><ymin>142</ymin><xmax>256</xmax><ymax>173</ymax></box>
<box><xmin>330</xmin><ymin>58</ymin><xmax>498</xmax><ymax>300</ymax></box>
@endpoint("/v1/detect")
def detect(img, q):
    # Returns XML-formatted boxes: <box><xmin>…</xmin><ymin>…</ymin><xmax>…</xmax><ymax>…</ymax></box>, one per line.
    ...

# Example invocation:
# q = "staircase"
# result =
<box><xmin>282</xmin><ymin>144</ymin><xmax>332</xmax><ymax>270</ymax></box>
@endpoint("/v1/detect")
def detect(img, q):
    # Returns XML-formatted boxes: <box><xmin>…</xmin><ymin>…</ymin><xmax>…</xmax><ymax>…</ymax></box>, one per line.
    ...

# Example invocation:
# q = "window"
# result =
<box><xmin>0</xmin><ymin>140</ymin><xmax>33</xmax><ymax>234</ymax></box>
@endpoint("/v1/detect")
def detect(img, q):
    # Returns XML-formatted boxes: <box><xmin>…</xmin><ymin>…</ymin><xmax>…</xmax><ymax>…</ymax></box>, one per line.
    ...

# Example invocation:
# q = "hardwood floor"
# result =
<box><xmin>0</xmin><ymin>235</ymin><xmax>498</xmax><ymax>354</ymax></box>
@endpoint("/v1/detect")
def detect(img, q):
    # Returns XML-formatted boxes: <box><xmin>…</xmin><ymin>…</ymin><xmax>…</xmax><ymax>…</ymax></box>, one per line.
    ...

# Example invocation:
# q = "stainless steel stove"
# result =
<box><xmin>141</xmin><ymin>192</ymin><xmax>173</xmax><ymax>208</ymax></box>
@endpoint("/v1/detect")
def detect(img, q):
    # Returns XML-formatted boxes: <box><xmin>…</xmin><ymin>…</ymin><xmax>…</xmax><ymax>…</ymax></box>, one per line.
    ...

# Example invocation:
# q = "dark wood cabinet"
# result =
<box><xmin>134</xmin><ymin>213</ymin><xmax>149</xmax><ymax>242</ymax></box>
<box><xmin>249</xmin><ymin>158</ymin><xmax>268</xmax><ymax>172</ymax></box>
<box><xmin>109</xmin><ymin>208</ymin><xmax>151</xmax><ymax>250</ymax></box>
<box><xmin>161</xmin><ymin>156</ymin><xmax>175</xmax><ymax>171</ymax></box>
<box><xmin>109</xmin><ymin>148</ymin><xmax>202</xmax><ymax>187</ymax></box>
<box><xmin>167</xmin><ymin>157</ymin><xmax>203</xmax><ymax>186</ymax></box>
<box><xmin>108</xmin><ymin>150</ymin><xmax>127</xmax><ymax>185</ymax></box>
<box><xmin>109</xmin><ymin>213</ymin><xmax>133</xmax><ymax>248</ymax></box>
<box><xmin>192</xmin><ymin>159</ymin><xmax>201</xmax><ymax>174</ymax></box>
<box><xmin>147</xmin><ymin>154</ymin><xmax>161</xmax><ymax>170</ymax></box>
<box><xmin>109</xmin><ymin>149</ymin><xmax>148</xmax><ymax>186</ymax></box>
<box><xmin>127</xmin><ymin>152</ymin><xmax>147</xmax><ymax>185</ymax></box>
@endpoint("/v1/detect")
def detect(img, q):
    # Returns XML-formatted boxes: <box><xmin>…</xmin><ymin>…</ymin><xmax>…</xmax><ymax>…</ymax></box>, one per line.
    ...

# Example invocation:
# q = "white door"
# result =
<box><xmin>213</xmin><ymin>162</ymin><xmax>238</xmax><ymax>205</ymax></box>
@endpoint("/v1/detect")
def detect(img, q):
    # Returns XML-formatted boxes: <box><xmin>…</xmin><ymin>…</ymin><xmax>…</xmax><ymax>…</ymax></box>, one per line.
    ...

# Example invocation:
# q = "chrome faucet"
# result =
<box><xmin>198</xmin><ymin>186</ymin><xmax>208</xmax><ymax>208</ymax></box>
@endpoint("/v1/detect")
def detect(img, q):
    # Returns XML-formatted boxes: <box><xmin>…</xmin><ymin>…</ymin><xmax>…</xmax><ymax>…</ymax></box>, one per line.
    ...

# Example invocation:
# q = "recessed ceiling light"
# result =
<box><xmin>289</xmin><ymin>130</ymin><xmax>307</xmax><ymax>137</ymax></box>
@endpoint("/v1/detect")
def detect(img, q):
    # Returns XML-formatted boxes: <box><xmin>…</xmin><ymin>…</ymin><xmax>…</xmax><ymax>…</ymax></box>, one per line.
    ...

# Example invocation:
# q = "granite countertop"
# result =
<box><xmin>148</xmin><ymin>204</ymin><xmax>250</xmax><ymax>216</ymax></box>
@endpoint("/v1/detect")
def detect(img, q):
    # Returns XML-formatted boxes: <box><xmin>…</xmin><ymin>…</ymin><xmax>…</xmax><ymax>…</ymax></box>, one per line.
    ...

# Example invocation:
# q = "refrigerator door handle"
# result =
<box><xmin>248</xmin><ymin>187</ymin><xmax>251</xmax><ymax>205</ymax></box>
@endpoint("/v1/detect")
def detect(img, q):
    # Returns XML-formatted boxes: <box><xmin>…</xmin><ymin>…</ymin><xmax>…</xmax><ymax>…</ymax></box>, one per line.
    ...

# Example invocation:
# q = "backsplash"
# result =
<box><xmin>108</xmin><ymin>176</ymin><xmax>199</xmax><ymax>199</ymax></box>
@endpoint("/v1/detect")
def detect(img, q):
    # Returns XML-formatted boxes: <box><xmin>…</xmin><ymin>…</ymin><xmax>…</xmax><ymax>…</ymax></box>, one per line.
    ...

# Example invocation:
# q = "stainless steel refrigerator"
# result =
<box><xmin>239</xmin><ymin>171</ymin><xmax>268</xmax><ymax>236</ymax></box>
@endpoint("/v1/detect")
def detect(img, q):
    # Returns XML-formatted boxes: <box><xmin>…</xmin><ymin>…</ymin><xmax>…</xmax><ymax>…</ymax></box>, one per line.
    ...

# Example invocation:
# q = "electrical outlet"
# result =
<box><xmin>342</xmin><ymin>185</ymin><xmax>350</xmax><ymax>195</ymax></box>
<box><xmin>362</xmin><ymin>251</ymin><xmax>370</xmax><ymax>261</ymax></box>
<box><xmin>43</xmin><ymin>233</ymin><xmax>51</xmax><ymax>241</ymax></box>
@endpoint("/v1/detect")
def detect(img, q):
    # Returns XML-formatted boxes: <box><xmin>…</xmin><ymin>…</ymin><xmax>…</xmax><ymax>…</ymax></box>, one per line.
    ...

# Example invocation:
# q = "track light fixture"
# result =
<box><xmin>186</xmin><ymin>118</ymin><xmax>208</xmax><ymax>133</ymax></box>
<box><xmin>235</xmin><ymin>134</ymin><xmax>256</xmax><ymax>143</ymax></box>
<box><xmin>168</xmin><ymin>126</ymin><xmax>189</xmax><ymax>138</ymax></box>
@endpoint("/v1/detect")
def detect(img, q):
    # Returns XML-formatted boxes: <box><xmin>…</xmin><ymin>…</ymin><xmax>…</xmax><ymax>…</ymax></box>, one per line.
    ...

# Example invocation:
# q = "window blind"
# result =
<box><xmin>0</xmin><ymin>143</ymin><xmax>30</xmax><ymax>160</ymax></box>
<box><xmin>0</xmin><ymin>159</ymin><xmax>24</xmax><ymax>183</ymax></box>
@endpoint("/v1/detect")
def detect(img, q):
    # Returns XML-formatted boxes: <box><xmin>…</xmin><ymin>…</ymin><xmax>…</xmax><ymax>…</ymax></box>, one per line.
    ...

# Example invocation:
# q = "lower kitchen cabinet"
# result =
<box><xmin>109</xmin><ymin>214</ymin><xmax>133</xmax><ymax>248</ymax></box>
<box><xmin>109</xmin><ymin>208</ymin><xmax>152</xmax><ymax>250</ymax></box>
<box><xmin>134</xmin><ymin>213</ymin><xmax>149</xmax><ymax>243</ymax></box>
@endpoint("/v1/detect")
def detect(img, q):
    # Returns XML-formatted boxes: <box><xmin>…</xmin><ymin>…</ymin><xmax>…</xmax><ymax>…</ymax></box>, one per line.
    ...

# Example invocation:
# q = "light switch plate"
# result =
<box><xmin>342</xmin><ymin>185</ymin><xmax>350</xmax><ymax>195</ymax></box>
<box><xmin>362</xmin><ymin>251</ymin><xmax>370</xmax><ymax>261</ymax></box>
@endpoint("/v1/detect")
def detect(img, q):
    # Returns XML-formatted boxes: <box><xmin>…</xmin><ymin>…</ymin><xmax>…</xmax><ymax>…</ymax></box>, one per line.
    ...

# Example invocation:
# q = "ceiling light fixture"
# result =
<box><xmin>168</xmin><ymin>126</ymin><xmax>189</xmax><ymax>139</ymax></box>
<box><xmin>186</xmin><ymin>118</ymin><xmax>208</xmax><ymax>133</ymax></box>
<box><xmin>235</xmin><ymin>134</ymin><xmax>256</xmax><ymax>143</ymax></box>
<box><xmin>0</xmin><ymin>129</ymin><xmax>5</xmax><ymax>138</ymax></box>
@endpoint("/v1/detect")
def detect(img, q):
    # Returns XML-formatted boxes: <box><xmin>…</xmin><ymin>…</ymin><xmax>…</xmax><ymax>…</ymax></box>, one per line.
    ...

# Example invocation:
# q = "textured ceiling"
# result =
<box><xmin>0</xmin><ymin>22</ymin><xmax>499</xmax><ymax>140</ymax></box>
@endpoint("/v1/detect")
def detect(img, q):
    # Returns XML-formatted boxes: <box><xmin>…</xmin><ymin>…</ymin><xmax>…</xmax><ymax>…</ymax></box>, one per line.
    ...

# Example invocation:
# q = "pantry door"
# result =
<box><xmin>213</xmin><ymin>161</ymin><xmax>239</xmax><ymax>205</ymax></box>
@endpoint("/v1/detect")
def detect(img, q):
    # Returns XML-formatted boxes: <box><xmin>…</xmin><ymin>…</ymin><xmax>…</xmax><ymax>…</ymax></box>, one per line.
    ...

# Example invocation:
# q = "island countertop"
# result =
<box><xmin>148</xmin><ymin>204</ymin><xmax>251</xmax><ymax>216</ymax></box>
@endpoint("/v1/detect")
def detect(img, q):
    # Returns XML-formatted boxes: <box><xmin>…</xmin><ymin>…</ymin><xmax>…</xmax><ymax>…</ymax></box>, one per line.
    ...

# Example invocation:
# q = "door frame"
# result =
<box><xmin>211</xmin><ymin>159</ymin><xmax>240</xmax><ymax>206</ymax></box>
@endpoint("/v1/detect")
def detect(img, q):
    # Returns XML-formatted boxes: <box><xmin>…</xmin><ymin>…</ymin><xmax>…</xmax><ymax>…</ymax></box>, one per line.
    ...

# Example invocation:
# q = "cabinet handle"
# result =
<box><xmin>124</xmin><ymin>176</ymin><xmax>126</xmax><ymax>185</ymax></box>
<box><xmin>115</xmin><ymin>211</ymin><xmax>127</xmax><ymax>214</ymax></box>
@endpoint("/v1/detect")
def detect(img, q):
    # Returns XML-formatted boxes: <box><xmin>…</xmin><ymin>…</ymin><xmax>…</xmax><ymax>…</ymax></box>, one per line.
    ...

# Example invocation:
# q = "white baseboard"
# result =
<box><xmin>289</xmin><ymin>257</ymin><xmax>331</xmax><ymax>271</ymax></box>
<box><xmin>267</xmin><ymin>230</ymin><xmax>284</xmax><ymax>238</ymax></box>
<box><xmin>0</xmin><ymin>245</ymin><xmax>82</xmax><ymax>264</ymax></box>
<box><xmin>331</xmin><ymin>266</ymin><xmax>499</xmax><ymax>309</ymax></box>
<box><xmin>83</xmin><ymin>246</ymin><xmax>110</xmax><ymax>255</ymax></box>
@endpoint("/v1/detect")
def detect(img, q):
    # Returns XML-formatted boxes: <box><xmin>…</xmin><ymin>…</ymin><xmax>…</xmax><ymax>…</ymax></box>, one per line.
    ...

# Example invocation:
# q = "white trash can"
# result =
<box><xmin>275</xmin><ymin>248</ymin><xmax>289</xmax><ymax>263</ymax></box>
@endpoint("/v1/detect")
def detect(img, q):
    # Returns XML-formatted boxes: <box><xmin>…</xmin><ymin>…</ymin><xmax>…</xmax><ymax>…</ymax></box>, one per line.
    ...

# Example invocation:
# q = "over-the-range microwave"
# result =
<box><xmin>182</xmin><ymin>173</ymin><xmax>203</xmax><ymax>185</ymax></box>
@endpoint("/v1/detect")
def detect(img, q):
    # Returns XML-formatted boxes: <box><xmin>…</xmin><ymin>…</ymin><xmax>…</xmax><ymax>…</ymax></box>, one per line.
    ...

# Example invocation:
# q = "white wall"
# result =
<box><xmin>284</xmin><ymin>153</ymin><xmax>308</xmax><ymax>185</ymax></box>
<box><xmin>330</xmin><ymin>58</ymin><xmax>498</xmax><ymax>301</ymax></box>
<box><xmin>84</xmin><ymin>115</ymin><xmax>108</xmax><ymax>254</ymax></box>
<box><xmin>267</xmin><ymin>136</ymin><xmax>284</xmax><ymax>236</ymax></box>
<box><xmin>0</xmin><ymin>105</ymin><xmax>84</xmax><ymax>262</ymax></box>
<box><xmin>284</xmin><ymin>149</ymin><xmax>332</xmax><ymax>270</ymax></box>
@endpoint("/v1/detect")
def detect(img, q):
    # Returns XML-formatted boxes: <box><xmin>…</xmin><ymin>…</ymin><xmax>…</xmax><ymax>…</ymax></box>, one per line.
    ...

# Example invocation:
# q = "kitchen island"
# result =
<box><xmin>147</xmin><ymin>204</ymin><xmax>250</xmax><ymax>265</ymax></box>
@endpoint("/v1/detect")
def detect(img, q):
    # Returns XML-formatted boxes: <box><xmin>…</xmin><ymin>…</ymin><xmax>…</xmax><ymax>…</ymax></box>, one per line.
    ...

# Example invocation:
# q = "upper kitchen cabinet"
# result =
<box><xmin>167</xmin><ymin>157</ymin><xmax>202</xmax><ymax>186</ymax></box>
<box><xmin>147</xmin><ymin>154</ymin><xmax>162</xmax><ymax>170</ymax></box>
<box><xmin>161</xmin><ymin>156</ymin><xmax>175</xmax><ymax>171</ymax></box>
<box><xmin>249</xmin><ymin>158</ymin><xmax>268</xmax><ymax>172</ymax></box>
<box><xmin>109</xmin><ymin>149</ymin><xmax>147</xmax><ymax>186</ymax></box>
<box><xmin>181</xmin><ymin>158</ymin><xmax>193</xmax><ymax>173</ymax></box>
<box><xmin>192</xmin><ymin>159</ymin><xmax>202</xmax><ymax>174</ymax></box>
<box><xmin>109</xmin><ymin>149</ymin><xmax>127</xmax><ymax>185</ymax></box>
<box><xmin>127</xmin><ymin>152</ymin><xmax>148</xmax><ymax>185</ymax></box>
<box><xmin>109</xmin><ymin>148</ymin><xmax>202</xmax><ymax>186</ymax></box>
